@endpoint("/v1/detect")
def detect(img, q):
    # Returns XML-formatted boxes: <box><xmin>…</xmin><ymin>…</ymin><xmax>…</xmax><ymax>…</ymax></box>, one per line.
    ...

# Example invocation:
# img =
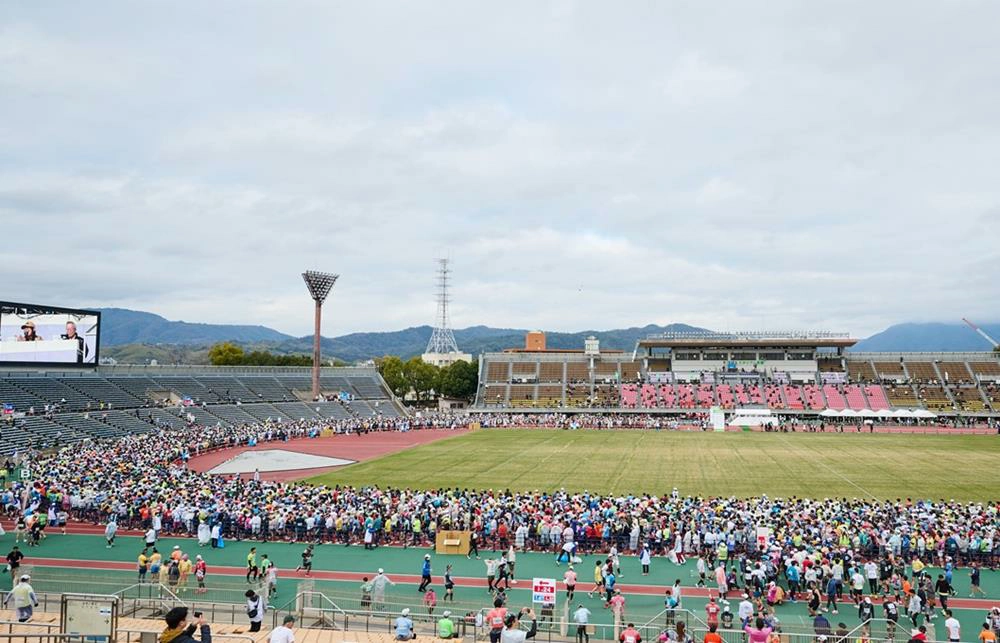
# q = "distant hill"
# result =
<box><xmin>95</xmin><ymin>308</ymin><xmax>1000</xmax><ymax>364</ymax></box>
<box><xmin>97</xmin><ymin>308</ymin><xmax>294</xmax><ymax>345</ymax></box>
<box><xmin>851</xmin><ymin>322</ymin><xmax>1000</xmax><ymax>352</ymax></box>
<box><xmin>95</xmin><ymin>308</ymin><xmax>709</xmax><ymax>364</ymax></box>
<box><xmin>273</xmin><ymin>323</ymin><xmax>709</xmax><ymax>362</ymax></box>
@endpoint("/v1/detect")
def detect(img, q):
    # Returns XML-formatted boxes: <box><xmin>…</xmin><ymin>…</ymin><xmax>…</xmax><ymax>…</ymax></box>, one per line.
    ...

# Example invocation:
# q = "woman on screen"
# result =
<box><xmin>16</xmin><ymin>321</ymin><xmax>42</xmax><ymax>342</ymax></box>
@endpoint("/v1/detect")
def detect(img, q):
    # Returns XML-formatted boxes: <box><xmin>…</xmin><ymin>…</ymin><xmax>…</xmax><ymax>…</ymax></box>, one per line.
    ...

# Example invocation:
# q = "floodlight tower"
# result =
<box><xmin>302</xmin><ymin>270</ymin><xmax>339</xmax><ymax>400</ymax></box>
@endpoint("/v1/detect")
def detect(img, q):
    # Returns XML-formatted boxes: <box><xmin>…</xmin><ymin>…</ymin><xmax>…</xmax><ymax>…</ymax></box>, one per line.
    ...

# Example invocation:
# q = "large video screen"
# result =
<box><xmin>0</xmin><ymin>302</ymin><xmax>100</xmax><ymax>366</ymax></box>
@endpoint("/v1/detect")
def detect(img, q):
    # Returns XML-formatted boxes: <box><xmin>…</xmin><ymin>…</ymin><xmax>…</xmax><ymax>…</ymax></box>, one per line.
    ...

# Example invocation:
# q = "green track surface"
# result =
<box><xmin>305</xmin><ymin>429</ymin><xmax>1000</xmax><ymax>500</ymax></box>
<box><xmin>3</xmin><ymin>532</ymin><xmax>998</xmax><ymax>639</ymax></box>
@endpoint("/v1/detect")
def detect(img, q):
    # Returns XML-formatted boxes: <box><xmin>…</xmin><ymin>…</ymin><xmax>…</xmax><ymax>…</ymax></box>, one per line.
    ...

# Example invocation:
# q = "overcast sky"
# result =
<box><xmin>2</xmin><ymin>1</ymin><xmax>998</xmax><ymax>339</ymax></box>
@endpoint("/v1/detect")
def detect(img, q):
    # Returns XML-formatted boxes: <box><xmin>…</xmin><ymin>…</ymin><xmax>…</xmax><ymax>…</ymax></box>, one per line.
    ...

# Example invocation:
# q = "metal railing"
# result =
<box><xmin>0</xmin><ymin>635</ymin><xmax>93</xmax><ymax>643</ymax></box>
<box><xmin>0</xmin><ymin>619</ymin><xmax>255</xmax><ymax>643</ymax></box>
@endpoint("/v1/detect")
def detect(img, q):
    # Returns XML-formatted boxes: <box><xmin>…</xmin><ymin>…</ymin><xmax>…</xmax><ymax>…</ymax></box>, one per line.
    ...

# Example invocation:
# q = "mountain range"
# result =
<box><xmin>851</xmin><ymin>322</ymin><xmax>1000</xmax><ymax>352</ymax></box>
<box><xmin>94</xmin><ymin>308</ymin><xmax>999</xmax><ymax>364</ymax></box>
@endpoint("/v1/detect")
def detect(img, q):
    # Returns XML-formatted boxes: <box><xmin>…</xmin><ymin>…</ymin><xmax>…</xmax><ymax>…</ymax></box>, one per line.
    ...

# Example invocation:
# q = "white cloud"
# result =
<box><xmin>1</xmin><ymin>1</ymin><xmax>999</xmax><ymax>339</ymax></box>
<box><xmin>659</xmin><ymin>53</ymin><xmax>750</xmax><ymax>106</ymax></box>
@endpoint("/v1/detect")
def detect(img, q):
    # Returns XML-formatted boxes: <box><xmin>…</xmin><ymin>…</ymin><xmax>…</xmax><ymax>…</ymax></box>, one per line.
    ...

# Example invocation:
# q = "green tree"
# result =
<box><xmin>438</xmin><ymin>360</ymin><xmax>479</xmax><ymax>399</ymax></box>
<box><xmin>404</xmin><ymin>356</ymin><xmax>439</xmax><ymax>400</ymax></box>
<box><xmin>208</xmin><ymin>341</ymin><xmax>245</xmax><ymax>365</ymax></box>
<box><xmin>376</xmin><ymin>355</ymin><xmax>409</xmax><ymax>398</ymax></box>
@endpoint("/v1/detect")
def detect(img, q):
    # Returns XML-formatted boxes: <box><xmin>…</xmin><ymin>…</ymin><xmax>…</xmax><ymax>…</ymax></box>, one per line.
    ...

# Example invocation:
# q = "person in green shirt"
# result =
<box><xmin>437</xmin><ymin>610</ymin><xmax>457</xmax><ymax>639</ymax></box>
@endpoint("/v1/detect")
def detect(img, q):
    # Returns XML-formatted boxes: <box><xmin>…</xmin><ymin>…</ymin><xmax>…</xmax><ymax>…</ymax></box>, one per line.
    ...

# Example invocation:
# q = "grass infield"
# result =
<box><xmin>305</xmin><ymin>428</ymin><xmax>1000</xmax><ymax>501</ymax></box>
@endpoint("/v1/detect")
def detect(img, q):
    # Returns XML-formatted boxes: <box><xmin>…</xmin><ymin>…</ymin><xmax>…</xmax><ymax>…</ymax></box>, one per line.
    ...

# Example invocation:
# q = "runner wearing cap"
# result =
<box><xmin>573</xmin><ymin>604</ymin><xmax>591</xmax><ymax>643</ymax></box>
<box><xmin>418</xmin><ymin>554</ymin><xmax>432</xmax><ymax>592</ymax></box>
<box><xmin>3</xmin><ymin>575</ymin><xmax>38</xmax><ymax>623</ymax></box>
<box><xmin>269</xmin><ymin>615</ymin><xmax>295</xmax><ymax>643</ymax></box>
<box><xmin>371</xmin><ymin>568</ymin><xmax>394</xmax><ymax>611</ymax></box>
<box><xmin>501</xmin><ymin>608</ymin><xmax>537</xmax><ymax>643</ymax></box>
<box><xmin>437</xmin><ymin>610</ymin><xmax>457</xmax><ymax>639</ymax></box>
<box><xmin>394</xmin><ymin>608</ymin><xmax>414</xmax><ymax>640</ymax></box>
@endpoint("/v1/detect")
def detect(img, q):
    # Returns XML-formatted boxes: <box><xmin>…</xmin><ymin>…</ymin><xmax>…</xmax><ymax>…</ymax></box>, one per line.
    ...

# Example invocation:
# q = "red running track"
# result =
<box><xmin>186</xmin><ymin>428</ymin><xmax>469</xmax><ymax>481</ymax></box>
<box><xmin>21</xmin><ymin>557</ymin><xmax>1000</xmax><ymax>609</ymax></box>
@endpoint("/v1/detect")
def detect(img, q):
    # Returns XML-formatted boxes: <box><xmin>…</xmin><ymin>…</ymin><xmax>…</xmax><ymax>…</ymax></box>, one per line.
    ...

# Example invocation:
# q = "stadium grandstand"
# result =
<box><xmin>0</xmin><ymin>365</ymin><xmax>403</xmax><ymax>456</ymax></box>
<box><xmin>473</xmin><ymin>330</ymin><xmax>1000</xmax><ymax>417</ymax></box>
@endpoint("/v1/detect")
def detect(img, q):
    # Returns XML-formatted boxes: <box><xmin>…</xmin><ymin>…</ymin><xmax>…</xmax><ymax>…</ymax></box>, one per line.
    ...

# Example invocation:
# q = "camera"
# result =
<box><xmin>193</xmin><ymin>612</ymin><xmax>203</xmax><ymax>619</ymax></box>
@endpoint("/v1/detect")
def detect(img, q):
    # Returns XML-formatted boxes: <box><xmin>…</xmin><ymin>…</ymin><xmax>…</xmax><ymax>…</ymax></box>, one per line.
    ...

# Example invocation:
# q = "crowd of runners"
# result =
<box><xmin>1</xmin><ymin>416</ymin><xmax>999</xmax><ymax>641</ymax></box>
<box><xmin>0</xmin><ymin>419</ymin><xmax>997</xmax><ymax>561</ymax></box>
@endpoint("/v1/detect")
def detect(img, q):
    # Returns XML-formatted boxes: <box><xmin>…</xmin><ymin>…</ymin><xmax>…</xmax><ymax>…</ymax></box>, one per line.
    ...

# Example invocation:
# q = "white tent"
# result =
<box><xmin>819</xmin><ymin>409</ymin><xmax>841</xmax><ymax>417</ymax></box>
<box><xmin>892</xmin><ymin>409</ymin><xmax>913</xmax><ymax>418</ymax></box>
<box><xmin>840</xmin><ymin>409</ymin><xmax>859</xmax><ymax>418</ymax></box>
<box><xmin>875</xmin><ymin>409</ymin><xmax>895</xmax><ymax>418</ymax></box>
<box><xmin>912</xmin><ymin>409</ymin><xmax>937</xmax><ymax>418</ymax></box>
<box><xmin>728</xmin><ymin>415</ymin><xmax>778</xmax><ymax>428</ymax></box>
<box><xmin>858</xmin><ymin>409</ymin><xmax>878</xmax><ymax>417</ymax></box>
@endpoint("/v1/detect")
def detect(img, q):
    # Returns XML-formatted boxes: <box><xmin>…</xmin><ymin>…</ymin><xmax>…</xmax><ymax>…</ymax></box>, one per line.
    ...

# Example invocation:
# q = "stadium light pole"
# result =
<box><xmin>302</xmin><ymin>270</ymin><xmax>339</xmax><ymax>401</ymax></box>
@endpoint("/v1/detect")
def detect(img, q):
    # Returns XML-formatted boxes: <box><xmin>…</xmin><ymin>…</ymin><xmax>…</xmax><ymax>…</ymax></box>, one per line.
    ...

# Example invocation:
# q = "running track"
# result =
<box><xmin>185</xmin><ymin>428</ymin><xmax>469</xmax><ymax>481</ymax></box>
<box><xmin>23</xmin><ymin>557</ymin><xmax>998</xmax><ymax>610</ymax></box>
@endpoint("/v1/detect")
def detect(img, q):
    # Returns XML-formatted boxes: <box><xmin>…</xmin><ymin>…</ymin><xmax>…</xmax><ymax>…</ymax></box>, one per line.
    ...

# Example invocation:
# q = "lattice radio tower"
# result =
<box><xmin>425</xmin><ymin>258</ymin><xmax>461</xmax><ymax>354</ymax></box>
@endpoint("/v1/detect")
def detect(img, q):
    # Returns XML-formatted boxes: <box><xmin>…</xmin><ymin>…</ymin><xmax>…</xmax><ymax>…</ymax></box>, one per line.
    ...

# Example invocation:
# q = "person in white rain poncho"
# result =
<box><xmin>371</xmin><ymin>569</ymin><xmax>395</xmax><ymax>609</ymax></box>
<box><xmin>197</xmin><ymin>521</ymin><xmax>212</xmax><ymax>547</ymax></box>
<box><xmin>515</xmin><ymin>523</ymin><xmax>528</xmax><ymax>550</ymax></box>
<box><xmin>629</xmin><ymin>524</ymin><xmax>640</xmax><ymax>551</ymax></box>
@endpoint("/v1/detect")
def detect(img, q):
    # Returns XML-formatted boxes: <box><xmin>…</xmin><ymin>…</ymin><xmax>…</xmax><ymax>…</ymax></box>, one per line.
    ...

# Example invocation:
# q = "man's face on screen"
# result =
<box><xmin>65</xmin><ymin>322</ymin><xmax>77</xmax><ymax>338</ymax></box>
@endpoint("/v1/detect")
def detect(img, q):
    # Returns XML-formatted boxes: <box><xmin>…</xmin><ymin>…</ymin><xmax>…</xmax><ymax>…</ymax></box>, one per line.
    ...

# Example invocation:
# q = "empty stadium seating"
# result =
<box><xmin>847</xmin><ymin>360</ymin><xmax>877</xmax><ymax>382</ymax></box>
<box><xmin>873</xmin><ymin>361</ymin><xmax>906</xmax><ymax>379</ymax></box>
<box><xmin>802</xmin><ymin>384</ymin><xmax>824</xmax><ymax>410</ymax></box>
<box><xmin>863</xmin><ymin>385</ymin><xmax>890</xmax><ymax>410</ymax></box>
<box><xmin>696</xmin><ymin>384</ymin><xmax>715</xmax><ymax>408</ymax></box>
<box><xmin>916</xmin><ymin>385</ymin><xmax>951</xmax><ymax>411</ymax></box>
<box><xmin>538</xmin><ymin>362</ymin><xmax>563</xmax><ymax>382</ymax></box>
<box><xmin>486</xmin><ymin>362</ymin><xmax>508</xmax><ymax>382</ymax></box>
<box><xmin>906</xmin><ymin>362</ymin><xmax>939</xmax><ymax>382</ymax></box>
<box><xmin>537</xmin><ymin>385</ymin><xmax>563</xmax><ymax>407</ymax></box>
<box><xmin>676</xmin><ymin>383</ymin><xmax>695</xmax><ymax>408</ymax></box>
<box><xmin>566</xmin><ymin>363</ymin><xmax>589</xmax><ymax>383</ymax></box>
<box><xmin>620</xmin><ymin>384</ymin><xmax>638</xmax><ymax>408</ymax></box>
<box><xmin>934</xmin><ymin>361</ymin><xmax>971</xmax><ymax>384</ymax></box>
<box><xmin>782</xmin><ymin>385</ymin><xmax>804</xmax><ymax>410</ymax></box>
<box><xmin>565</xmin><ymin>383</ymin><xmax>591</xmax><ymax>407</ymax></box>
<box><xmin>823</xmin><ymin>385</ymin><xmax>846</xmax><ymax>410</ymax></box>
<box><xmin>950</xmin><ymin>386</ymin><xmax>986</xmax><ymax>412</ymax></box>
<box><xmin>659</xmin><ymin>384</ymin><xmax>677</xmax><ymax>407</ymax></box>
<box><xmin>885</xmin><ymin>384</ymin><xmax>920</xmax><ymax>407</ymax></box>
<box><xmin>640</xmin><ymin>383</ymin><xmax>658</xmax><ymax>408</ymax></box>
<box><xmin>970</xmin><ymin>361</ymin><xmax>1000</xmax><ymax>378</ymax></box>
<box><xmin>717</xmin><ymin>384</ymin><xmax>734</xmax><ymax>408</ymax></box>
<box><xmin>0</xmin><ymin>368</ymin><xmax>401</xmax><ymax>449</ymax></box>
<box><xmin>471</xmin><ymin>349</ymin><xmax>1000</xmax><ymax>416</ymax></box>
<box><xmin>763</xmin><ymin>384</ymin><xmax>784</xmax><ymax>409</ymax></box>
<box><xmin>844</xmin><ymin>385</ymin><xmax>868</xmax><ymax>410</ymax></box>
